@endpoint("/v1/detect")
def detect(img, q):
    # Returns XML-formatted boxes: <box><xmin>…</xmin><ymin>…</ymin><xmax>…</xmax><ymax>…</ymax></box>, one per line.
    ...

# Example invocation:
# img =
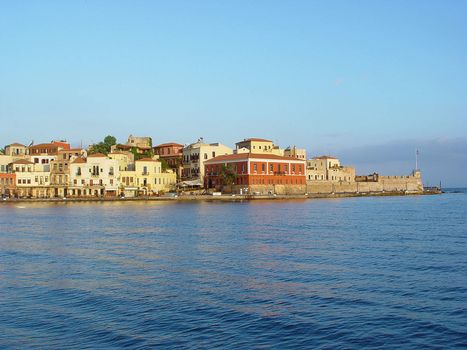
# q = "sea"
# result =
<box><xmin>1</xmin><ymin>190</ymin><xmax>466</xmax><ymax>349</ymax></box>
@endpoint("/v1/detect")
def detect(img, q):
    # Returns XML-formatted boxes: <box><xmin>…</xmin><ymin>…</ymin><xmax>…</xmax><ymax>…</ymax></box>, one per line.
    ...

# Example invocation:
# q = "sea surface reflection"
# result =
<box><xmin>1</xmin><ymin>195</ymin><xmax>467</xmax><ymax>349</ymax></box>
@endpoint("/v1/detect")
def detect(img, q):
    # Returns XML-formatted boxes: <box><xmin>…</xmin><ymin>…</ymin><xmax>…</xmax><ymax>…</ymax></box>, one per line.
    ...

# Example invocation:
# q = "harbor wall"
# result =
<box><xmin>306</xmin><ymin>173</ymin><xmax>423</xmax><ymax>194</ymax></box>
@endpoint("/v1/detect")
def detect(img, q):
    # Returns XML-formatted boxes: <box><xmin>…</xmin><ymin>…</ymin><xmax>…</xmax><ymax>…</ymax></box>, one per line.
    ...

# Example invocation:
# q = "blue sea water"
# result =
<box><xmin>0</xmin><ymin>193</ymin><xmax>466</xmax><ymax>349</ymax></box>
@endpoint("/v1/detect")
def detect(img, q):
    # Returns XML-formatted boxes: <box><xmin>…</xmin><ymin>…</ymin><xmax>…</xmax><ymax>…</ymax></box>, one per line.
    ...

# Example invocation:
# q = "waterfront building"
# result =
<box><xmin>204</xmin><ymin>153</ymin><xmax>307</xmax><ymax>195</ymax></box>
<box><xmin>234</xmin><ymin>138</ymin><xmax>284</xmax><ymax>156</ymax></box>
<box><xmin>108</xmin><ymin>151</ymin><xmax>135</xmax><ymax>171</ymax></box>
<box><xmin>0</xmin><ymin>155</ymin><xmax>14</xmax><ymax>174</ymax></box>
<box><xmin>306</xmin><ymin>156</ymin><xmax>355</xmax><ymax>182</ymax></box>
<box><xmin>120</xmin><ymin>158</ymin><xmax>177</xmax><ymax>197</ymax></box>
<box><xmin>11</xmin><ymin>159</ymin><xmax>52</xmax><ymax>198</ymax></box>
<box><xmin>0</xmin><ymin>173</ymin><xmax>16</xmax><ymax>197</ymax></box>
<box><xmin>68</xmin><ymin>153</ymin><xmax>120</xmax><ymax>197</ymax></box>
<box><xmin>28</xmin><ymin>141</ymin><xmax>71</xmax><ymax>172</ymax></box>
<box><xmin>153</xmin><ymin>142</ymin><xmax>183</xmax><ymax>178</ymax></box>
<box><xmin>284</xmin><ymin>146</ymin><xmax>307</xmax><ymax>160</ymax></box>
<box><xmin>50</xmin><ymin>148</ymin><xmax>86</xmax><ymax>197</ymax></box>
<box><xmin>182</xmin><ymin>138</ymin><xmax>232</xmax><ymax>183</ymax></box>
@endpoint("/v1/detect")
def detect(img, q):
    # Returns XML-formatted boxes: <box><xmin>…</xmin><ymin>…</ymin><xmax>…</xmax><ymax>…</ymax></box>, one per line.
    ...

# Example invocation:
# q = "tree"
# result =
<box><xmin>131</xmin><ymin>147</ymin><xmax>154</xmax><ymax>161</ymax></box>
<box><xmin>160</xmin><ymin>158</ymin><xmax>169</xmax><ymax>171</ymax></box>
<box><xmin>220</xmin><ymin>164</ymin><xmax>237</xmax><ymax>186</ymax></box>
<box><xmin>0</xmin><ymin>147</ymin><xmax>4</xmax><ymax>155</ymax></box>
<box><xmin>88</xmin><ymin>135</ymin><xmax>117</xmax><ymax>155</ymax></box>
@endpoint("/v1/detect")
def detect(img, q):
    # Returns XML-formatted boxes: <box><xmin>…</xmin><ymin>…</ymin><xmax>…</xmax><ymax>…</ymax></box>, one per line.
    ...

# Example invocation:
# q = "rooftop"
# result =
<box><xmin>205</xmin><ymin>153</ymin><xmax>304</xmax><ymax>164</ymax></box>
<box><xmin>11</xmin><ymin>159</ymin><xmax>34</xmax><ymax>165</ymax></box>
<box><xmin>313</xmin><ymin>156</ymin><xmax>338</xmax><ymax>160</ymax></box>
<box><xmin>237</xmin><ymin>138</ymin><xmax>273</xmax><ymax>143</ymax></box>
<box><xmin>155</xmin><ymin>142</ymin><xmax>183</xmax><ymax>148</ymax></box>
<box><xmin>88</xmin><ymin>153</ymin><xmax>107</xmax><ymax>158</ymax></box>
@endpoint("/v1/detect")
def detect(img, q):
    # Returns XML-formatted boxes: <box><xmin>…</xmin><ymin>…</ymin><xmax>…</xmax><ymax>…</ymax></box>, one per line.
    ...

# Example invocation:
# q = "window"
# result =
<box><xmin>270</xmin><ymin>164</ymin><xmax>273</xmax><ymax>172</ymax></box>
<box><xmin>254</xmin><ymin>164</ymin><xmax>257</xmax><ymax>172</ymax></box>
<box><xmin>212</xmin><ymin>151</ymin><xmax>216</xmax><ymax>157</ymax></box>
<box><xmin>204</xmin><ymin>153</ymin><xmax>208</xmax><ymax>160</ymax></box>
<box><xmin>261</xmin><ymin>164</ymin><xmax>265</xmax><ymax>172</ymax></box>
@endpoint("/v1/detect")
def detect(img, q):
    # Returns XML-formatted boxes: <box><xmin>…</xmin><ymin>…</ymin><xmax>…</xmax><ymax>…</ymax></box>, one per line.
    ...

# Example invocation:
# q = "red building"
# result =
<box><xmin>204</xmin><ymin>153</ymin><xmax>306</xmax><ymax>193</ymax></box>
<box><xmin>154</xmin><ymin>142</ymin><xmax>184</xmax><ymax>177</ymax></box>
<box><xmin>0</xmin><ymin>173</ymin><xmax>16</xmax><ymax>197</ymax></box>
<box><xmin>29</xmin><ymin>141</ymin><xmax>70</xmax><ymax>155</ymax></box>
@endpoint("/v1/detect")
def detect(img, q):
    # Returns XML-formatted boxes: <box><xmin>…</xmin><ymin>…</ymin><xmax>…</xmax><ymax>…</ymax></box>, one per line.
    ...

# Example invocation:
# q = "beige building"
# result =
<box><xmin>50</xmin><ymin>149</ymin><xmax>86</xmax><ymax>197</ymax></box>
<box><xmin>127</xmin><ymin>135</ymin><xmax>152</xmax><ymax>148</ymax></box>
<box><xmin>306</xmin><ymin>156</ymin><xmax>355</xmax><ymax>182</ymax></box>
<box><xmin>111</xmin><ymin>135</ymin><xmax>153</xmax><ymax>155</ymax></box>
<box><xmin>4</xmin><ymin>143</ymin><xmax>28</xmax><ymax>158</ymax></box>
<box><xmin>108</xmin><ymin>151</ymin><xmax>135</xmax><ymax>171</ymax></box>
<box><xmin>0</xmin><ymin>155</ymin><xmax>14</xmax><ymax>174</ymax></box>
<box><xmin>234</xmin><ymin>138</ymin><xmax>284</xmax><ymax>156</ymax></box>
<box><xmin>120</xmin><ymin>158</ymin><xmax>176</xmax><ymax>197</ymax></box>
<box><xmin>182</xmin><ymin>138</ymin><xmax>232</xmax><ymax>182</ymax></box>
<box><xmin>68</xmin><ymin>153</ymin><xmax>120</xmax><ymax>197</ymax></box>
<box><xmin>11</xmin><ymin>159</ymin><xmax>52</xmax><ymax>198</ymax></box>
<box><xmin>284</xmin><ymin>146</ymin><xmax>307</xmax><ymax>160</ymax></box>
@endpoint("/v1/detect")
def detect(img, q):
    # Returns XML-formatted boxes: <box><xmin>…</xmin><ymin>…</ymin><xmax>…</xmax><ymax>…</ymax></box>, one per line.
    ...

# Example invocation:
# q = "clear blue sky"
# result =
<box><xmin>1</xmin><ymin>1</ymin><xmax>466</xmax><ymax>186</ymax></box>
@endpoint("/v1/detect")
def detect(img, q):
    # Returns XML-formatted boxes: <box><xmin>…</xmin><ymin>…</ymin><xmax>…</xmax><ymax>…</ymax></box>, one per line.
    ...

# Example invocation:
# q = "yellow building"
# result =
<box><xmin>234</xmin><ymin>138</ymin><xmax>284</xmax><ymax>156</ymax></box>
<box><xmin>306</xmin><ymin>156</ymin><xmax>355</xmax><ymax>182</ymax></box>
<box><xmin>120</xmin><ymin>158</ymin><xmax>176</xmax><ymax>196</ymax></box>
<box><xmin>108</xmin><ymin>151</ymin><xmax>135</xmax><ymax>171</ymax></box>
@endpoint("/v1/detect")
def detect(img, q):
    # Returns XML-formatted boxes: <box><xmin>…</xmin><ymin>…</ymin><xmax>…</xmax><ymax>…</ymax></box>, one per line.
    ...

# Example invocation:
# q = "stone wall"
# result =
<box><xmin>307</xmin><ymin>173</ymin><xmax>423</xmax><ymax>194</ymax></box>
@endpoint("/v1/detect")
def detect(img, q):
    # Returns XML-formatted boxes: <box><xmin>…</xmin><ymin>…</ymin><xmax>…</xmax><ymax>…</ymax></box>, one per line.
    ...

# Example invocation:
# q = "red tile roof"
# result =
<box><xmin>237</xmin><ymin>138</ymin><xmax>273</xmax><ymax>143</ymax></box>
<box><xmin>72</xmin><ymin>158</ymin><xmax>87</xmax><ymax>164</ymax></box>
<box><xmin>205</xmin><ymin>153</ymin><xmax>304</xmax><ymax>164</ymax></box>
<box><xmin>8</xmin><ymin>143</ymin><xmax>26</xmax><ymax>147</ymax></box>
<box><xmin>11</xmin><ymin>159</ymin><xmax>34</xmax><ymax>165</ymax></box>
<box><xmin>154</xmin><ymin>142</ymin><xmax>183</xmax><ymax>148</ymax></box>
<box><xmin>88</xmin><ymin>153</ymin><xmax>107</xmax><ymax>158</ymax></box>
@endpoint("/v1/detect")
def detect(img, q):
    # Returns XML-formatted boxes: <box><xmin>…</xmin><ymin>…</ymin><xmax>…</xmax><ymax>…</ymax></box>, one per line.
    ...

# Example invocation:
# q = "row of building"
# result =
<box><xmin>0</xmin><ymin>135</ymin><xmax>359</xmax><ymax>198</ymax></box>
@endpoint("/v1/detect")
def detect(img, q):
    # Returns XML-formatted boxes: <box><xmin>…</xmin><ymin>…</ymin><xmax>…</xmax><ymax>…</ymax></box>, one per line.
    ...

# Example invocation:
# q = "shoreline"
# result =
<box><xmin>0</xmin><ymin>191</ymin><xmax>441</xmax><ymax>204</ymax></box>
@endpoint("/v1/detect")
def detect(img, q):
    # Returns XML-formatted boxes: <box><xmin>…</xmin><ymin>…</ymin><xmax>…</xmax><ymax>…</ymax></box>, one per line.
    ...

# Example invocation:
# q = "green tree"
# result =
<box><xmin>88</xmin><ymin>135</ymin><xmax>117</xmax><ymax>155</ymax></box>
<box><xmin>131</xmin><ymin>147</ymin><xmax>154</xmax><ymax>161</ymax></box>
<box><xmin>220</xmin><ymin>164</ymin><xmax>237</xmax><ymax>186</ymax></box>
<box><xmin>160</xmin><ymin>158</ymin><xmax>170</xmax><ymax>171</ymax></box>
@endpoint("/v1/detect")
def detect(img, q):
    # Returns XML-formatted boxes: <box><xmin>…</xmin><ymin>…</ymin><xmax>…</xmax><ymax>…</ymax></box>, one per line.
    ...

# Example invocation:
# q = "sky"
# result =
<box><xmin>0</xmin><ymin>0</ymin><xmax>466</xmax><ymax>186</ymax></box>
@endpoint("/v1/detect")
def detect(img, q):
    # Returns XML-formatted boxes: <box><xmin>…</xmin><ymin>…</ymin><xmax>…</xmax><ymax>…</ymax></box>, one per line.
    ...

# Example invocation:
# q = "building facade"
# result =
<box><xmin>306</xmin><ymin>156</ymin><xmax>355</xmax><ymax>182</ymax></box>
<box><xmin>284</xmin><ymin>146</ymin><xmax>307</xmax><ymax>160</ymax></box>
<box><xmin>153</xmin><ymin>142</ymin><xmax>183</xmax><ymax>178</ymax></box>
<box><xmin>234</xmin><ymin>138</ymin><xmax>284</xmax><ymax>156</ymax></box>
<box><xmin>120</xmin><ymin>158</ymin><xmax>176</xmax><ymax>196</ymax></box>
<box><xmin>204</xmin><ymin>153</ymin><xmax>307</xmax><ymax>194</ymax></box>
<box><xmin>68</xmin><ymin>153</ymin><xmax>120</xmax><ymax>197</ymax></box>
<box><xmin>182</xmin><ymin>138</ymin><xmax>232</xmax><ymax>183</ymax></box>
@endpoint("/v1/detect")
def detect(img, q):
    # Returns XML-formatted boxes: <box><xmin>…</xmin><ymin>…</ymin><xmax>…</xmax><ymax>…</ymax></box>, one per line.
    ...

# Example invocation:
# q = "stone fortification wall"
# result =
<box><xmin>307</xmin><ymin>174</ymin><xmax>423</xmax><ymax>194</ymax></box>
